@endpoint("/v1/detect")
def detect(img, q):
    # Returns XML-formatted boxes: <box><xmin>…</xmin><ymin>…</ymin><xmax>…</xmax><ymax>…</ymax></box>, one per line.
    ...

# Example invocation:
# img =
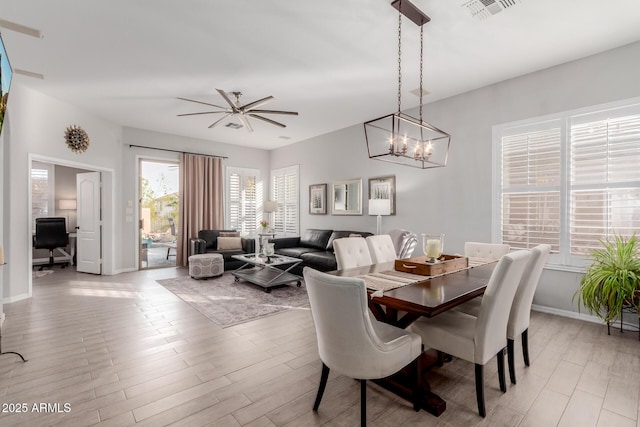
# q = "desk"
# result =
<box><xmin>331</xmin><ymin>260</ymin><xmax>498</xmax><ymax>416</ymax></box>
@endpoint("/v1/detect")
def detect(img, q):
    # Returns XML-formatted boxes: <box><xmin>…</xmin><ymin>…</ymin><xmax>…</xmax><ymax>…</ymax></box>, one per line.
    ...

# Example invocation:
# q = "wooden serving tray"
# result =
<box><xmin>394</xmin><ymin>254</ymin><xmax>468</xmax><ymax>276</ymax></box>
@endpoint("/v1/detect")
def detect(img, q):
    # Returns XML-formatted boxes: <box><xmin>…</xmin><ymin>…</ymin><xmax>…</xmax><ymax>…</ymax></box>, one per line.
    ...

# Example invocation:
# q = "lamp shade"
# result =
<box><xmin>59</xmin><ymin>199</ymin><xmax>77</xmax><ymax>210</ymax></box>
<box><xmin>369</xmin><ymin>199</ymin><xmax>391</xmax><ymax>216</ymax></box>
<box><xmin>263</xmin><ymin>200</ymin><xmax>279</xmax><ymax>213</ymax></box>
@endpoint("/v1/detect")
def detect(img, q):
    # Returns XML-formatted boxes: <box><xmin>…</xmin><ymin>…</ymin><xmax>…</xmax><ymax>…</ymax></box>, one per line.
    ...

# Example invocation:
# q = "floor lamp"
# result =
<box><xmin>369</xmin><ymin>199</ymin><xmax>391</xmax><ymax>235</ymax></box>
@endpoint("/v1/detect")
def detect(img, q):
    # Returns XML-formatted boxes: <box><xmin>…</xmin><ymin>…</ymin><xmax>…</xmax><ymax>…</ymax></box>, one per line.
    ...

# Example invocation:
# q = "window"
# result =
<box><xmin>226</xmin><ymin>167</ymin><xmax>262</xmax><ymax>235</ymax></box>
<box><xmin>271</xmin><ymin>165</ymin><xmax>299</xmax><ymax>236</ymax></box>
<box><xmin>495</xmin><ymin>99</ymin><xmax>640</xmax><ymax>267</ymax></box>
<box><xmin>31</xmin><ymin>161</ymin><xmax>55</xmax><ymax>232</ymax></box>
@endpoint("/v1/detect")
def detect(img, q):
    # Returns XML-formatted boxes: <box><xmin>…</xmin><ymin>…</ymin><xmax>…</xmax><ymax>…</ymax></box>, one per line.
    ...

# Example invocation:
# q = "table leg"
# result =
<box><xmin>372</xmin><ymin>351</ymin><xmax>446</xmax><ymax>416</ymax></box>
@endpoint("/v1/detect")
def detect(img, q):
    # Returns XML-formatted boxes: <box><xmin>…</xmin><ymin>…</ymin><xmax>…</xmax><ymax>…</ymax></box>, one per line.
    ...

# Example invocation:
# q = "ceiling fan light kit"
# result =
<box><xmin>364</xmin><ymin>0</ymin><xmax>451</xmax><ymax>169</ymax></box>
<box><xmin>177</xmin><ymin>89</ymin><xmax>298</xmax><ymax>133</ymax></box>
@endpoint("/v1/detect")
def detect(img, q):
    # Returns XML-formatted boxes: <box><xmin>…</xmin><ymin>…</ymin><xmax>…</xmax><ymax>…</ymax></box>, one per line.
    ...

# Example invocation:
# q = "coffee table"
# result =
<box><xmin>231</xmin><ymin>254</ymin><xmax>303</xmax><ymax>292</ymax></box>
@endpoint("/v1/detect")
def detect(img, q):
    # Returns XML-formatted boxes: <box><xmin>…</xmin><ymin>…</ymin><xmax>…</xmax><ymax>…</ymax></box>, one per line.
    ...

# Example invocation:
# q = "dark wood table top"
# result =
<box><xmin>331</xmin><ymin>260</ymin><xmax>497</xmax><ymax>327</ymax></box>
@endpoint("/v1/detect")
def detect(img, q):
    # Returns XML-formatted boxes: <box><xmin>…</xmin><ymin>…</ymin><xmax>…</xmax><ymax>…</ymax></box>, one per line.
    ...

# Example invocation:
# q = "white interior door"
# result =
<box><xmin>76</xmin><ymin>172</ymin><xmax>102</xmax><ymax>274</ymax></box>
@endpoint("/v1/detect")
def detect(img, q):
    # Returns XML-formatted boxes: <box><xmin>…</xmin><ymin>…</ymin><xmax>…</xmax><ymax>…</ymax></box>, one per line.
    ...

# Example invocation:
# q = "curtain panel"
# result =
<box><xmin>177</xmin><ymin>153</ymin><xmax>224</xmax><ymax>266</ymax></box>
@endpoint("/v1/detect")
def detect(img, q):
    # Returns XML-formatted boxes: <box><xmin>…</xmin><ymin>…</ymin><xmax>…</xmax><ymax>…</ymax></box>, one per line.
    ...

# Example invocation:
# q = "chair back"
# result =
<box><xmin>333</xmin><ymin>237</ymin><xmax>372</xmax><ymax>270</ymax></box>
<box><xmin>303</xmin><ymin>267</ymin><xmax>414</xmax><ymax>379</ymax></box>
<box><xmin>34</xmin><ymin>217</ymin><xmax>69</xmax><ymax>250</ymax></box>
<box><xmin>508</xmin><ymin>244</ymin><xmax>550</xmax><ymax>339</ymax></box>
<box><xmin>473</xmin><ymin>250</ymin><xmax>530</xmax><ymax>364</ymax></box>
<box><xmin>366</xmin><ymin>235</ymin><xmax>397</xmax><ymax>264</ymax></box>
<box><xmin>388</xmin><ymin>228</ymin><xmax>418</xmax><ymax>259</ymax></box>
<box><xmin>464</xmin><ymin>242</ymin><xmax>510</xmax><ymax>260</ymax></box>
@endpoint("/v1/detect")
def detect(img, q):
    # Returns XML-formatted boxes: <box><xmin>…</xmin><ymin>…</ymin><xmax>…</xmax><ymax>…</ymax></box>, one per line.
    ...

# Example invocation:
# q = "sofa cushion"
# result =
<box><xmin>276</xmin><ymin>247</ymin><xmax>321</xmax><ymax>259</ymax></box>
<box><xmin>219</xmin><ymin>231</ymin><xmax>240</xmax><ymax>237</ymax></box>
<box><xmin>209</xmin><ymin>248</ymin><xmax>245</xmax><ymax>261</ymax></box>
<box><xmin>326</xmin><ymin>230</ymin><xmax>374</xmax><ymax>251</ymax></box>
<box><xmin>299</xmin><ymin>229</ymin><xmax>333</xmax><ymax>250</ymax></box>
<box><xmin>199</xmin><ymin>229</ymin><xmax>238</xmax><ymax>250</ymax></box>
<box><xmin>217</xmin><ymin>236</ymin><xmax>242</xmax><ymax>250</ymax></box>
<box><xmin>301</xmin><ymin>251</ymin><xmax>337</xmax><ymax>272</ymax></box>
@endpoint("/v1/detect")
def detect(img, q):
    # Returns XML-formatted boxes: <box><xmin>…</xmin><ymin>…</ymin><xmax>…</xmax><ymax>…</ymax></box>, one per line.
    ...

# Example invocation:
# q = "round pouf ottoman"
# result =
<box><xmin>188</xmin><ymin>253</ymin><xmax>224</xmax><ymax>279</ymax></box>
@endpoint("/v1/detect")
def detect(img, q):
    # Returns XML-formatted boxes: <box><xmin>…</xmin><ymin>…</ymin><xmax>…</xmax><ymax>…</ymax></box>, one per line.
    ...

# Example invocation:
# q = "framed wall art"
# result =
<box><xmin>309</xmin><ymin>183</ymin><xmax>327</xmax><ymax>215</ymax></box>
<box><xmin>368</xmin><ymin>175</ymin><xmax>396</xmax><ymax>215</ymax></box>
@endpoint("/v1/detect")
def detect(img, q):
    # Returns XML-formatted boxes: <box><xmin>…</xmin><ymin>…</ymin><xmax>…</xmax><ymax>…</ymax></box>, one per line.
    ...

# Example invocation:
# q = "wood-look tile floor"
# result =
<box><xmin>1</xmin><ymin>267</ymin><xmax>639</xmax><ymax>426</ymax></box>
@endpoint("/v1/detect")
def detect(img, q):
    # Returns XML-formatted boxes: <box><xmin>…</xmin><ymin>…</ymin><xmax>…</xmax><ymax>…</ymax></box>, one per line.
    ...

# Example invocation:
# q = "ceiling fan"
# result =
<box><xmin>177</xmin><ymin>88</ymin><xmax>298</xmax><ymax>132</ymax></box>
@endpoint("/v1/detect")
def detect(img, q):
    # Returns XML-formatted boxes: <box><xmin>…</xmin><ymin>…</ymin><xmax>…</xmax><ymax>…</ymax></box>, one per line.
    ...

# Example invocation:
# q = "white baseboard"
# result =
<box><xmin>113</xmin><ymin>267</ymin><xmax>137</xmax><ymax>275</ymax></box>
<box><xmin>532</xmin><ymin>304</ymin><xmax>639</xmax><ymax>331</ymax></box>
<box><xmin>3</xmin><ymin>293</ymin><xmax>31</xmax><ymax>303</ymax></box>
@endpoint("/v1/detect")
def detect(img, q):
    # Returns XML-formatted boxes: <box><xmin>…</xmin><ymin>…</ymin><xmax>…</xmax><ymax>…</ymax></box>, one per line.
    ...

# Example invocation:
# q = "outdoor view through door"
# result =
<box><xmin>139</xmin><ymin>159</ymin><xmax>179</xmax><ymax>269</ymax></box>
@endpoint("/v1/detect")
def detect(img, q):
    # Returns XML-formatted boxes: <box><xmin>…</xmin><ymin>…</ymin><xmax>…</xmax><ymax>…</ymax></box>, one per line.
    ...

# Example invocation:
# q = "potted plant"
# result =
<box><xmin>575</xmin><ymin>234</ymin><xmax>640</xmax><ymax>324</ymax></box>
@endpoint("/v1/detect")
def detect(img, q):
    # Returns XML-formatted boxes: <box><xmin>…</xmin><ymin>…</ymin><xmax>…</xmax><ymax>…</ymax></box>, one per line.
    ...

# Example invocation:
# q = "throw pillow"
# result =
<box><xmin>349</xmin><ymin>233</ymin><xmax>362</xmax><ymax>238</ymax></box>
<box><xmin>217</xmin><ymin>236</ymin><xmax>242</xmax><ymax>250</ymax></box>
<box><xmin>219</xmin><ymin>231</ymin><xmax>240</xmax><ymax>237</ymax></box>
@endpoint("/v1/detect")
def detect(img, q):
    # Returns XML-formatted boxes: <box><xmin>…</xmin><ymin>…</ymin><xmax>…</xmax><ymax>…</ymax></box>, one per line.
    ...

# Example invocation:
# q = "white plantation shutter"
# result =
<box><xmin>271</xmin><ymin>165</ymin><xmax>299</xmax><ymax>236</ymax></box>
<box><xmin>496</xmin><ymin>98</ymin><xmax>640</xmax><ymax>267</ymax></box>
<box><xmin>31</xmin><ymin>162</ymin><xmax>55</xmax><ymax>232</ymax></box>
<box><xmin>569</xmin><ymin>106</ymin><xmax>640</xmax><ymax>255</ymax></box>
<box><xmin>500</xmin><ymin>125</ymin><xmax>561</xmax><ymax>252</ymax></box>
<box><xmin>226</xmin><ymin>167</ymin><xmax>261</xmax><ymax>235</ymax></box>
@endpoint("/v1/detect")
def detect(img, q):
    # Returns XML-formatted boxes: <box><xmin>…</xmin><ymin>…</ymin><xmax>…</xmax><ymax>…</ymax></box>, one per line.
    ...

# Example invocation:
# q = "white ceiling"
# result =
<box><xmin>2</xmin><ymin>0</ymin><xmax>640</xmax><ymax>150</ymax></box>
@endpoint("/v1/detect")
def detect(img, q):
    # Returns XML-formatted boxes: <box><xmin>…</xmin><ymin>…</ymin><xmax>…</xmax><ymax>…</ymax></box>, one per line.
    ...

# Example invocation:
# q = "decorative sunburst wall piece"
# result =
<box><xmin>64</xmin><ymin>125</ymin><xmax>90</xmax><ymax>153</ymax></box>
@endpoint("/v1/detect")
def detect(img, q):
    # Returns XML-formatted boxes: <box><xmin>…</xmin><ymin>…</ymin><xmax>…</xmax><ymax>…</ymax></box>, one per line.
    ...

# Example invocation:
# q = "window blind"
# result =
<box><xmin>226</xmin><ymin>167</ymin><xmax>260</xmax><ymax>235</ymax></box>
<box><xmin>569</xmin><ymin>111</ymin><xmax>640</xmax><ymax>254</ymax></box>
<box><xmin>271</xmin><ymin>165</ymin><xmax>299</xmax><ymax>236</ymax></box>
<box><xmin>495</xmin><ymin>98</ymin><xmax>640</xmax><ymax>267</ymax></box>
<box><xmin>500</xmin><ymin>127</ymin><xmax>561</xmax><ymax>252</ymax></box>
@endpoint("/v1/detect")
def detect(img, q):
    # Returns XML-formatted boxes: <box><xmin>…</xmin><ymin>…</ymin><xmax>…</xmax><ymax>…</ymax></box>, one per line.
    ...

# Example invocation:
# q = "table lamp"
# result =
<box><xmin>369</xmin><ymin>199</ymin><xmax>391</xmax><ymax>235</ymax></box>
<box><xmin>58</xmin><ymin>199</ymin><xmax>77</xmax><ymax>231</ymax></box>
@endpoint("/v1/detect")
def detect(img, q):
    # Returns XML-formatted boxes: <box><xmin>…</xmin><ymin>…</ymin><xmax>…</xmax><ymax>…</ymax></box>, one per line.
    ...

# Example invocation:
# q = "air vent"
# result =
<box><xmin>225</xmin><ymin>123</ymin><xmax>243</xmax><ymax>129</ymax></box>
<box><xmin>462</xmin><ymin>0</ymin><xmax>524</xmax><ymax>20</ymax></box>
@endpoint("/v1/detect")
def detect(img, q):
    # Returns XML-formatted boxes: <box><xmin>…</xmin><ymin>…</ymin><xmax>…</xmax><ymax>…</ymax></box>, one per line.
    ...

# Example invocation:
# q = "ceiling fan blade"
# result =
<box><xmin>176</xmin><ymin>97</ymin><xmax>226</xmax><ymax>109</ymax></box>
<box><xmin>177</xmin><ymin>111</ymin><xmax>229</xmax><ymax>117</ymax></box>
<box><xmin>248</xmin><ymin>109</ymin><xmax>299</xmax><ymax>116</ymax></box>
<box><xmin>238</xmin><ymin>115</ymin><xmax>254</xmax><ymax>133</ymax></box>
<box><xmin>208</xmin><ymin>113</ymin><xmax>233</xmax><ymax>129</ymax></box>
<box><xmin>240</xmin><ymin>96</ymin><xmax>274</xmax><ymax>111</ymax></box>
<box><xmin>216</xmin><ymin>89</ymin><xmax>239</xmax><ymax>111</ymax></box>
<box><xmin>248</xmin><ymin>114</ymin><xmax>287</xmax><ymax>128</ymax></box>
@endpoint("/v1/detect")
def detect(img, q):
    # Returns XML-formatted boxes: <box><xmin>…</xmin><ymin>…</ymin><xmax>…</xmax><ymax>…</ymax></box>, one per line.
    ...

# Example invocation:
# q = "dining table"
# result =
<box><xmin>329</xmin><ymin>258</ymin><xmax>498</xmax><ymax>416</ymax></box>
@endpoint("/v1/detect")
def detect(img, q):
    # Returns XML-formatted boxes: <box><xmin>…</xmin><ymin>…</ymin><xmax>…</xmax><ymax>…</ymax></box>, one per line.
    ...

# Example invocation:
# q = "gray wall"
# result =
<box><xmin>270</xmin><ymin>41</ymin><xmax>640</xmax><ymax>317</ymax></box>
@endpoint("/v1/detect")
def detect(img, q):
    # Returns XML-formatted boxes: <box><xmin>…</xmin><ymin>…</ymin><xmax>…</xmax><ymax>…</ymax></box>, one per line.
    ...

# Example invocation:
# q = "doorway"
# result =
<box><xmin>139</xmin><ymin>159</ymin><xmax>179</xmax><ymax>269</ymax></box>
<box><xmin>28</xmin><ymin>154</ymin><xmax>114</xmax><ymax>296</ymax></box>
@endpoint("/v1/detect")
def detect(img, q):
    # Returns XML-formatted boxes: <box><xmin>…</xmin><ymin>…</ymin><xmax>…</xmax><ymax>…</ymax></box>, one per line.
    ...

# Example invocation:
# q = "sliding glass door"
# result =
<box><xmin>139</xmin><ymin>159</ymin><xmax>179</xmax><ymax>269</ymax></box>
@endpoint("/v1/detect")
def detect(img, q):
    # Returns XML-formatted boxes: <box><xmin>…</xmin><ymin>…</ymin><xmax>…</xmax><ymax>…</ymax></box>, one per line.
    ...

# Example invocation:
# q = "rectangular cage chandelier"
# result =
<box><xmin>364</xmin><ymin>0</ymin><xmax>451</xmax><ymax>169</ymax></box>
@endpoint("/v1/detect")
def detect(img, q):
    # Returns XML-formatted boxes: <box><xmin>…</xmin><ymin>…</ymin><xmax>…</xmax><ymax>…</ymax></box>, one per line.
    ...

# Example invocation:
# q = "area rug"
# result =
<box><xmin>32</xmin><ymin>269</ymin><xmax>54</xmax><ymax>279</ymax></box>
<box><xmin>156</xmin><ymin>273</ymin><xmax>309</xmax><ymax>328</ymax></box>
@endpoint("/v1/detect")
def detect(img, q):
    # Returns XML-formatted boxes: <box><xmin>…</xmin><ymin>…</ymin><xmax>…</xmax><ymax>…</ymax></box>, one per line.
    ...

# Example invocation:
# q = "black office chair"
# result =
<box><xmin>33</xmin><ymin>217</ymin><xmax>70</xmax><ymax>269</ymax></box>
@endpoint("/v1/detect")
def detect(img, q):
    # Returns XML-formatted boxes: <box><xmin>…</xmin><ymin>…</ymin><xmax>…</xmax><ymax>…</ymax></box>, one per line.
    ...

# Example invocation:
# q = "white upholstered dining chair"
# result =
<box><xmin>388</xmin><ymin>228</ymin><xmax>418</xmax><ymax>259</ymax></box>
<box><xmin>365</xmin><ymin>234</ymin><xmax>397</xmax><ymax>264</ymax></box>
<box><xmin>455</xmin><ymin>244</ymin><xmax>551</xmax><ymax>384</ymax></box>
<box><xmin>303</xmin><ymin>267</ymin><xmax>423</xmax><ymax>426</ymax></box>
<box><xmin>464</xmin><ymin>242</ymin><xmax>510</xmax><ymax>260</ymax></box>
<box><xmin>333</xmin><ymin>237</ymin><xmax>373</xmax><ymax>270</ymax></box>
<box><xmin>408</xmin><ymin>250</ymin><xmax>531</xmax><ymax>417</ymax></box>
